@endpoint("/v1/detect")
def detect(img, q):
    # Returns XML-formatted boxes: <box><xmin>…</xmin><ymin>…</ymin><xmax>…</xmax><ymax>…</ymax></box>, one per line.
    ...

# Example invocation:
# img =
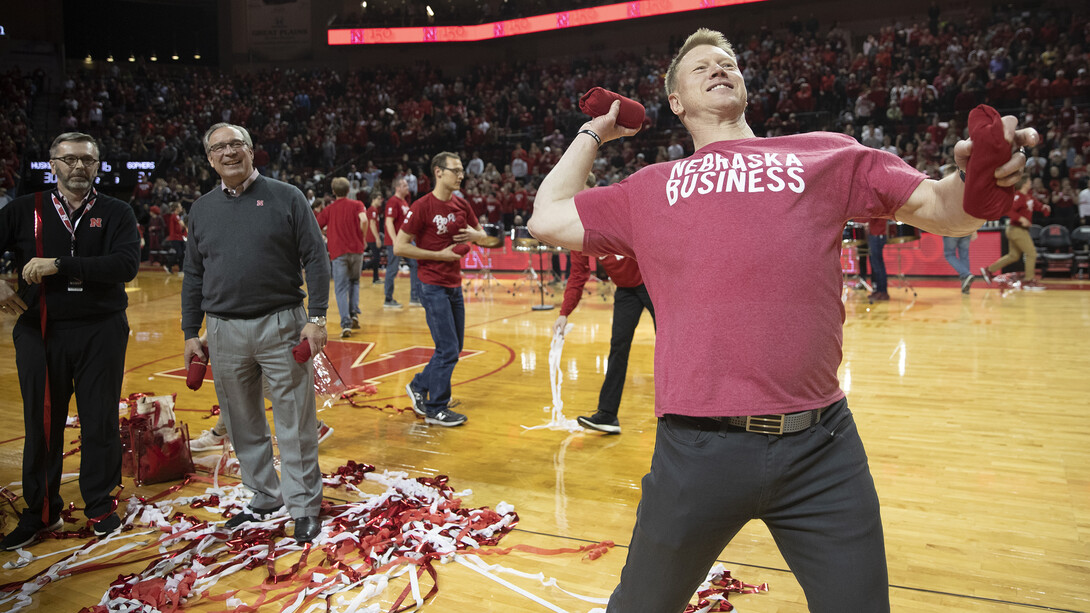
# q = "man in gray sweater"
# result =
<box><xmin>181</xmin><ymin>123</ymin><xmax>330</xmax><ymax>544</ymax></box>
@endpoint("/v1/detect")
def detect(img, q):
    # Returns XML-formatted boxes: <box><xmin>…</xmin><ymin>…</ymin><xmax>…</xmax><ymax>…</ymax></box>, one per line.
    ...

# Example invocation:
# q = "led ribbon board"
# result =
<box><xmin>329</xmin><ymin>0</ymin><xmax>766</xmax><ymax>45</ymax></box>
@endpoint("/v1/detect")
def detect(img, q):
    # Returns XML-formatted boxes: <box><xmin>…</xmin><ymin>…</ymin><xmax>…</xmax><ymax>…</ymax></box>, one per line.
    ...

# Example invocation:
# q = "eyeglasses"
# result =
<box><xmin>51</xmin><ymin>156</ymin><xmax>100</xmax><ymax>168</ymax></box>
<box><xmin>208</xmin><ymin>140</ymin><xmax>249</xmax><ymax>155</ymax></box>
<box><xmin>438</xmin><ymin>166</ymin><xmax>465</xmax><ymax>176</ymax></box>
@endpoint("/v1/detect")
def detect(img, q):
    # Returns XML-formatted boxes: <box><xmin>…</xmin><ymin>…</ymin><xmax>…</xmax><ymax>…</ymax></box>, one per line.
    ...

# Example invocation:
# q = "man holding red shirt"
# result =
<box><xmin>395</xmin><ymin>152</ymin><xmax>486</xmax><ymax>427</ymax></box>
<box><xmin>553</xmin><ymin>178</ymin><xmax>654</xmax><ymax>434</ymax></box>
<box><xmin>316</xmin><ymin>177</ymin><xmax>368</xmax><ymax>337</ymax></box>
<box><xmin>383</xmin><ymin>178</ymin><xmax>421</xmax><ymax>308</ymax></box>
<box><xmin>529</xmin><ymin>28</ymin><xmax>1036</xmax><ymax>612</ymax></box>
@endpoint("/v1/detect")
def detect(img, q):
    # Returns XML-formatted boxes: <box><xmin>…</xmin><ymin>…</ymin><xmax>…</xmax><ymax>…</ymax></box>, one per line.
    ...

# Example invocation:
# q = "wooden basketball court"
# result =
<box><xmin>0</xmin><ymin>266</ymin><xmax>1087</xmax><ymax>612</ymax></box>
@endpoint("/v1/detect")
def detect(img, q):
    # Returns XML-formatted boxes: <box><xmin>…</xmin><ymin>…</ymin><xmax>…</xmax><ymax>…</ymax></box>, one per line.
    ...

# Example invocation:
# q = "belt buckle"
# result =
<box><xmin>746</xmin><ymin>414</ymin><xmax>785</xmax><ymax>435</ymax></box>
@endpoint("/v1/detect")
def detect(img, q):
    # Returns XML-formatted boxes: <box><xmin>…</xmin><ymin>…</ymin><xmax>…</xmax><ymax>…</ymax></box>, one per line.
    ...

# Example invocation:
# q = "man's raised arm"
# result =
<box><xmin>530</xmin><ymin>100</ymin><xmax>639</xmax><ymax>250</ymax></box>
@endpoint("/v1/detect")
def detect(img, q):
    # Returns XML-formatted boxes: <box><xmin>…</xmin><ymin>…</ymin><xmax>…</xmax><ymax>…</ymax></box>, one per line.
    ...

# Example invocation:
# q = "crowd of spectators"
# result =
<box><xmin>3</xmin><ymin>3</ymin><xmax>1089</xmax><ymax>263</ymax></box>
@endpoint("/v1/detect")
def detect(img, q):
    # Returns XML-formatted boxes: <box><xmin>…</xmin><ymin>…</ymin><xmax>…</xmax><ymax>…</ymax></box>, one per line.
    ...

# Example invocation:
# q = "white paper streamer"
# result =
<box><xmin>523</xmin><ymin>324</ymin><xmax>582</xmax><ymax>432</ymax></box>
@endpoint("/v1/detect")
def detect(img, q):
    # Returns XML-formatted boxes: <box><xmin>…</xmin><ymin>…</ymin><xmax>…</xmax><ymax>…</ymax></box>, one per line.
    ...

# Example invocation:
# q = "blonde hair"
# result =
<box><xmin>664</xmin><ymin>28</ymin><xmax>737</xmax><ymax>98</ymax></box>
<box><xmin>331</xmin><ymin>177</ymin><xmax>350</xmax><ymax>197</ymax></box>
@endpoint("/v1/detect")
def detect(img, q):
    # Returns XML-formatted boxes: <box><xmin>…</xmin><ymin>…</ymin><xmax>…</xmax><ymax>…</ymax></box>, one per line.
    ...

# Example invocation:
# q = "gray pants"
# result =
<box><xmin>607</xmin><ymin>398</ymin><xmax>889</xmax><ymax>613</ymax></box>
<box><xmin>207</xmin><ymin>306</ymin><xmax>322</xmax><ymax>518</ymax></box>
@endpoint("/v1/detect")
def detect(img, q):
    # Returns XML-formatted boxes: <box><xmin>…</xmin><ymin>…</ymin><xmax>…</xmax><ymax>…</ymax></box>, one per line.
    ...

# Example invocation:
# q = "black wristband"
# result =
<box><xmin>577</xmin><ymin>129</ymin><xmax>602</xmax><ymax>146</ymax></box>
<box><xmin>958</xmin><ymin>169</ymin><xmax>966</xmax><ymax>182</ymax></box>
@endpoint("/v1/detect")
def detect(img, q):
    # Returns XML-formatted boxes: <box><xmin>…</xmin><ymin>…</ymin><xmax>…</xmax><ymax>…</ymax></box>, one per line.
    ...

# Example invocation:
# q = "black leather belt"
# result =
<box><xmin>710</xmin><ymin>406</ymin><xmax>825</xmax><ymax>435</ymax></box>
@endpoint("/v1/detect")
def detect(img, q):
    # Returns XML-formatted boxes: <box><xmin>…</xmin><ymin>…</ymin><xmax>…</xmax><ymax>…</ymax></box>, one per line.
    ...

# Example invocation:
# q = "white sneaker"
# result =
<box><xmin>190</xmin><ymin>429</ymin><xmax>230</xmax><ymax>452</ymax></box>
<box><xmin>317</xmin><ymin>421</ymin><xmax>334</xmax><ymax>444</ymax></box>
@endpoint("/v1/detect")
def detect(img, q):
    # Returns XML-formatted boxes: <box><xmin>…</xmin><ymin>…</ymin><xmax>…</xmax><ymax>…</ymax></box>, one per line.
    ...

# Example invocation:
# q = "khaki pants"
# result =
<box><xmin>987</xmin><ymin>224</ymin><xmax>1037</xmax><ymax>277</ymax></box>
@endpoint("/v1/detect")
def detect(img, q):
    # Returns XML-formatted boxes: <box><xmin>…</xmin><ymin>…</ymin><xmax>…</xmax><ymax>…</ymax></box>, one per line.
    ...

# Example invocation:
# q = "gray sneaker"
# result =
<box><xmin>405</xmin><ymin>383</ymin><xmax>427</xmax><ymax>417</ymax></box>
<box><xmin>961</xmin><ymin>274</ymin><xmax>975</xmax><ymax>294</ymax></box>
<box><xmin>425</xmin><ymin>408</ymin><xmax>467</xmax><ymax>427</ymax></box>
<box><xmin>577</xmin><ymin>411</ymin><xmax>621</xmax><ymax>434</ymax></box>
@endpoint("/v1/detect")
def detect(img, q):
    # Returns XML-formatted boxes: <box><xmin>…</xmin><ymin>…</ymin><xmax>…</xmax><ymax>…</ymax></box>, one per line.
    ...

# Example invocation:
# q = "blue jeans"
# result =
<box><xmin>868</xmin><ymin>235</ymin><xmax>887</xmax><ymax>293</ymax></box>
<box><xmin>332</xmin><ymin>253</ymin><xmax>363</xmax><ymax>329</ymax></box>
<box><xmin>942</xmin><ymin>235</ymin><xmax>971</xmax><ymax>278</ymax></box>
<box><xmin>411</xmin><ymin>282</ymin><xmax>464</xmax><ymax>415</ymax></box>
<box><xmin>384</xmin><ymin>245</ymin><xmax>421</xmax><ymax>303</ymax></box>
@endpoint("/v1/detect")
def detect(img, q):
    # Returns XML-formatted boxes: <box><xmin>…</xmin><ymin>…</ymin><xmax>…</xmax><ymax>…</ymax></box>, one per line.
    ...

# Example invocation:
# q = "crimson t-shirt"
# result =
<box><xmin>364</xmin><ymin>207</ymin><xmax>380</xmax><ymax>243</ymax></box>
<box><xmin>574</xmin><ymin>132</ymin><xmax>925</xmax><ymax>418</ymax></box>
<box><xmin>384</xmin><ymin>195</ymin><xmax>411</xmax><ymax>246</ymax></box>
<box><xmin>164</xmin><ymin>213</ymin><xmax>186</xmax><ymax>241</ymax></box>
<box><xmin>402</xmin><ymin>192</ymin><xmax>477</xmax><ymax>287</ymax></box>
<box><xmin>1009</xmin><ymin>192</ymin><xmax>1035</xmax><ymax>223</ymax></box>
<box><xmin>316</xmin><ymin>197</ymin><xmax>367</xmax><ymax>260</ymax></box>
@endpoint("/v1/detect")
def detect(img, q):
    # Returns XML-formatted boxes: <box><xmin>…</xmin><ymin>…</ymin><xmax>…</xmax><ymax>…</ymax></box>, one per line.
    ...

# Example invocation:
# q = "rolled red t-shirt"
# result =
<box><xmin>579</xmin><ymin>88</ymin><xmax>645</xmax><ymax>130</ymax></box>
<box><xmin>186</xmin><ymin>355</ymin><xmax>207</xmax><ymax>390</ymax></box>
<box><xmin>293</xmin><ymin>340</ymin><xmax>312</xmax><ymax>362</ymax></box>
<box><xmin>963</xmin><ymin>105</ymin><xmax>1014</xmax><ymax>220</ymax></box>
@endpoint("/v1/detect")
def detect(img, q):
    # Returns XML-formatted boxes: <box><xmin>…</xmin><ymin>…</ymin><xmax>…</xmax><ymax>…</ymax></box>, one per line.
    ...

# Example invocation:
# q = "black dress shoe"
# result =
<box><xmin>293</xmin><ymin>516</ymin><xmax>321</xmax><ymax>543</ymax></box>
<box><xmin>224</xmin><ymin>505</ymin><xmax>281</xmax><ymax>529</ymax></box>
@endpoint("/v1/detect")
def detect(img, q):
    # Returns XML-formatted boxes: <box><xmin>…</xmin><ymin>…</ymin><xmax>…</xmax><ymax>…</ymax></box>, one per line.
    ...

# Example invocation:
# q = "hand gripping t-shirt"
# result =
<box><xmin>402</xmin><ymin>192</ymin><xmax>477</xmax><ymax>288</ymax></box>
<box><xmin>574</xmin><ymin>132</ymin><xmax>925</xmax><ymax>418</ymax></box>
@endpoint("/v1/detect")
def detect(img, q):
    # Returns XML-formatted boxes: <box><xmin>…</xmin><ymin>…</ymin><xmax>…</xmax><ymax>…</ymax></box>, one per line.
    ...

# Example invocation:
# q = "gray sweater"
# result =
<box><xmin>181</xmin><ymin>175</ymin><xmax>330</xmax><ymax>338</ymax></box>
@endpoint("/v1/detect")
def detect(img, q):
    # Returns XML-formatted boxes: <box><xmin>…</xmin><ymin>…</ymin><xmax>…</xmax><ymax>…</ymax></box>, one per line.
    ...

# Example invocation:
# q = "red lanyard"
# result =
<box><xmin>50</xmin><ymin>191</ymin><xmax>96</xmax><ymax>257</ymax></box>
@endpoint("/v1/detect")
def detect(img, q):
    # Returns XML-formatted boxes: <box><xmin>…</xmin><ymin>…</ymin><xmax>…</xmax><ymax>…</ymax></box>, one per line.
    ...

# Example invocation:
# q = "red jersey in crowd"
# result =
<box><xmin>401</xmin><ymin>192</ymin><xmax>477</xmax><ymax>288</ymax></box>
<box><xmin>316</xmin><ymin>197</ymin><xmax>367</xmax><ymax>260</ymax></box>
<box><xmin>560</xmin><ymin>252</ymin><xmax>644</xmax><ymax>316</ymax></box>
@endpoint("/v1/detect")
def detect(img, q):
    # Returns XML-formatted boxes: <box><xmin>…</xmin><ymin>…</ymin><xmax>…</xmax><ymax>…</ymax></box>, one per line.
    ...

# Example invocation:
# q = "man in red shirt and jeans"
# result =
<box><xmin>316</xmin><ymin>177</ymin><xmax>368</xmax><ymax>337</ymax></box>
<box><xmin>395</xmin><ymin>152</ymin><xmax>486</xmax><ymax>426</ymax></box>
<box><xmin>384</xmin><ymin>178</ymin><xmax>421</xmax><ymax>308</ymax></box>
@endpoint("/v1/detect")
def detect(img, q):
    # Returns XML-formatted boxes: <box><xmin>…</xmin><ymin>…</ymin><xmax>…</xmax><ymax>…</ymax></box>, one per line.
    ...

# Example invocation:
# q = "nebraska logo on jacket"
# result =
<box><xmin>89</xmin><ymin>218</ymin><xmax>102</xmax><ymax>227</ymax></box>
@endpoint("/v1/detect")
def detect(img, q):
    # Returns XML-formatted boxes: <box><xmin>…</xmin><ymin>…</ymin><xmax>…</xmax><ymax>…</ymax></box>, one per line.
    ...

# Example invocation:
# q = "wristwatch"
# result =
<box><xmin>307</xmin><ymin>316</ymin><xmax>326</xmax><ymax>327</ymax></box>
<box><xmin>54</xmin><ymin>257</ymin><xmax>62</xmax><ymax>271</ymax></box>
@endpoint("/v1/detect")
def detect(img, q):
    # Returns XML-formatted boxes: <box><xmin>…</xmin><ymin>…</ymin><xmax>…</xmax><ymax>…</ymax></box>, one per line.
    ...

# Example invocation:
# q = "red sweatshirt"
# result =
<box><xmin>560</xmin><ymin>251</ymin><xmax>644</xmax><ymax>316</ymax></box>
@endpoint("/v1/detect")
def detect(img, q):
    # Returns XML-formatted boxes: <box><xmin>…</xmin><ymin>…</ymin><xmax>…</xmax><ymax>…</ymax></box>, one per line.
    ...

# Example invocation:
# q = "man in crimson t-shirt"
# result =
<box><xmin>383</xmin><ymin>178</ymin><xmax>421</xmax><ymax>308</ymax></box>
<box><xmin>316</xmin><ymin>177</ymin><xmax>368</xmax><ymax>336</ymax></box>
<box><xmin>394</xmin><ymin>152</ymin><xmax>486</xmax><ymax>427</ymax></box>
<box><xmin>527</xmin><ymin>28</ymin><xmax>1038</xmax><ymax>613</ymax></box>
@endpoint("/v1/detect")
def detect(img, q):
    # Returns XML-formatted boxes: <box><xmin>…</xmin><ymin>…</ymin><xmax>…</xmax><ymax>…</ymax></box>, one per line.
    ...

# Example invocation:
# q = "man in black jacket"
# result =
<box><xmin>0</xmin><ymin>132</ymin><xmax>140</xmax><ymax>550</ymax></box>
